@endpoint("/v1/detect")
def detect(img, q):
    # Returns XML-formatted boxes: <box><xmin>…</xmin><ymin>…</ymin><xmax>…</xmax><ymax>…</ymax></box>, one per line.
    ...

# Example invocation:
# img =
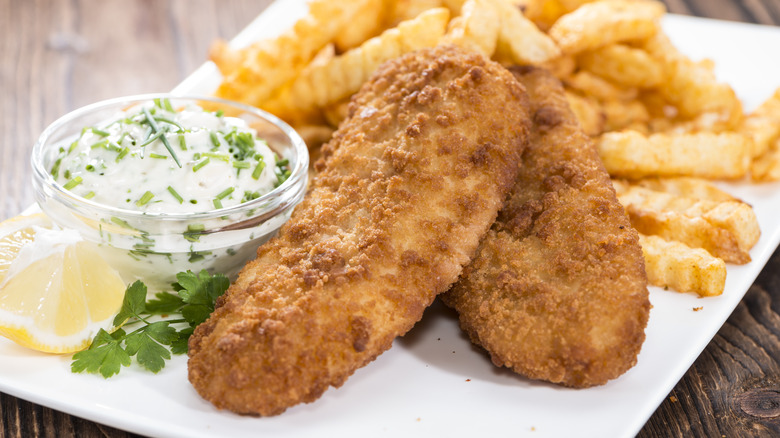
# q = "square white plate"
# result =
<box><xmin>3</xmin><ymin>2</ymin><xmax>780</xmax><ymax>437</ymax></box>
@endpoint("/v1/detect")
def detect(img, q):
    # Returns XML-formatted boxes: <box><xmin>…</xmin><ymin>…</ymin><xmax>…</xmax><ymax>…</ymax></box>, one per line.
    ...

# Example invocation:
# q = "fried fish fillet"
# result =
<box><xmin>442</xmin><ymin>66</ymin><xmax>650</xmax><ymax>388</ymax></box>
<box><xmin>187</xmin><ymin>44</ymin><xmax>531</xmax><ymax>415</ymax></box>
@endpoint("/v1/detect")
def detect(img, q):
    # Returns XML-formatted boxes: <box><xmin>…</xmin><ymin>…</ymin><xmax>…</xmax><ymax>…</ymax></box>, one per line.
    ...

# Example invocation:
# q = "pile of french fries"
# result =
<box><xmin>209</xmin><ymin>0</ymin><xmax>780</xmax><ymax>297</ymax></box>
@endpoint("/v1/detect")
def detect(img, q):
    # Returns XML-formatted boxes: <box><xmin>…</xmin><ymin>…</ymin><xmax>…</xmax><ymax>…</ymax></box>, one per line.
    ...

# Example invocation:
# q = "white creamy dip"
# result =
<box><xmin>38</xmin><ymin>97</ymin><xmax>301</xmax><ymax>291</ymax></box>
<box><xmin>51</xmin><ymin>99</ymin><xmax>290</xmax><ymax>214</ymax></box>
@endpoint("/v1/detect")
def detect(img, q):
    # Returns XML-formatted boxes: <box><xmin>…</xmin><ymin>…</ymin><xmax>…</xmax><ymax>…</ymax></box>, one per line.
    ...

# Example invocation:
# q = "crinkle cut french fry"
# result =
<box><xmin>602</xmin><ymin>99</ymin><xmax>649</xmax><ymax>132</ymax></box>
<box><xmin>441</xmin><ymin>0</ymin><xmax>467</xmax><ymax>15</ymax></box>
<box><xmin>618</xmin><ymin>184</ymin><xmax>759</xmax><ymax>251</ymax></box>
<box><xmin>598</xmin><ymin>130</ymin><xmax>751</xmax><ymax>180</ymax></box>
<box><xmin>742</xmin><ymin>87</ymin><xmax>780</xmax><ymax>158</ymax></box>
<box><xmin>549</xmin><ymin>0</ymin><xmax>665</xmax><ymax>55</ymax></box>
<box><xmin>214</xmin><ymin>0</ymin><xmax>374</xmax><ymax>107</ymax></box>
<box><xmin>209</xmin><ymin>39</ymin><xmax>243</xmax><ymax>76</ymax></box>
<box><xmin>578</xmin><ymin>44</ymin><xmax>662</xmax><ymax>88</ymax></box>
<box><xmin>564</xmin><ymin>71</ymin><xmax>638</xmax><ymax>102</ymax></box>
<box><xmin>510</xmin><ymin>0</ymin><xmax>567</xmax><ymax>31</ymax></box>
<box><xmin>751</xmin><ymin>137</ymin><xmax>780</xmax><ymax>182</ymax></box>
<box><xmin>626</xmin><ymin>177</ymin><xmax>740</xmax><ymax>203</ymax></box>
<box><xmin>270</xmin><ymin>8</ymin><xmax>450</xmax><ymax>118</ymax></box>
<box><xmin>333</xmin><ymin>0</ymin><xmax>385</xmax><ymax>52</ymax></box>
<box><xmin>442</xmin><ymin>0</ymin><xmax>500</xmax><ymax>56</ymax></box>
<box><xmin>384</xmin><ymin>0</ymin><xmax>445</xmax><ymax>26</ymax></box>
<box><xmin>643</xmin><ymin>32</ymin><xmax>743</xmax><ymax>125</ymax></box>
<box><xmin>639</xmin><ymin>234</ymin><xmax>726</xmax><ymax>297</ymax></box>
<box><xmin>617</xmin><ymin>185</ymin><xmax>759</xmax><ymax>264</ymax></box>
<box><xmin>565</xmin><ymin>91</ymin><xmax>605</xmax><ymax>136</ymax></box>
<box><xmin>540</xmin><ymin>55</ymin><xmax>577</xmax><ymax>79</ymax></box>
<box><xmin>493</xmin><ymin>0</ymin><xmax>561</xmax><ymax>65</ymax></box>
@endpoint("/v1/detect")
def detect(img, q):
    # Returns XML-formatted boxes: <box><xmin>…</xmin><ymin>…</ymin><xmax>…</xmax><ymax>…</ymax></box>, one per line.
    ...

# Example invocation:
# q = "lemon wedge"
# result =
<box><xmin>0</xmin><ymin>213</ymin><xmax>126</xmax><ymax>353</ymax></box>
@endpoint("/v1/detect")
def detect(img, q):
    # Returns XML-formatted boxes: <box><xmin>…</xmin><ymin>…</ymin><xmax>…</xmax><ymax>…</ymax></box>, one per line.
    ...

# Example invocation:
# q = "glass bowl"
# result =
<box><xmin>31</xmin><ymin>94</ymin><xmax>308</xmax><ymax>292</ymax></box>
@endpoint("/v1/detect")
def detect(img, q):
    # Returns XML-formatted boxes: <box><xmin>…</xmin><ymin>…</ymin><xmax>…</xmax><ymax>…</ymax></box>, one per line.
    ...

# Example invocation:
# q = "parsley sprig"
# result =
<box><xmin>71</xmin><ymin>270</ymin><xmax>229</xmax><ymax>378</ymax></box>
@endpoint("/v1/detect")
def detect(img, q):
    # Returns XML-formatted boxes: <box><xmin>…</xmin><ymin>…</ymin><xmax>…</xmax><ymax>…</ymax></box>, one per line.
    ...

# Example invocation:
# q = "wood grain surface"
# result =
<box><xmin>1</xmin><ymin>0</ymin><xmax>779</xmax><ymax>437</ymax></box>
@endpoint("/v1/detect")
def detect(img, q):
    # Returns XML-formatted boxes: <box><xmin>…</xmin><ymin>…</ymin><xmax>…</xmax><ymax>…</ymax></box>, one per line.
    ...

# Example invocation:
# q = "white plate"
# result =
<box><xmin>3</xmin><ymin>4</ymin><xmax>780</xmax><ymax>437</ymax></box>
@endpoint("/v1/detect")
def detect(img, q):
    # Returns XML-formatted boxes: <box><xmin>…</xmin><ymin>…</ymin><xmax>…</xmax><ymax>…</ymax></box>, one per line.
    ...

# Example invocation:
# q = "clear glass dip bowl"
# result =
<box><xmin>31</xmin><ymin>94</ymin><xmax>308</xmax><ymax>292</ymax></box>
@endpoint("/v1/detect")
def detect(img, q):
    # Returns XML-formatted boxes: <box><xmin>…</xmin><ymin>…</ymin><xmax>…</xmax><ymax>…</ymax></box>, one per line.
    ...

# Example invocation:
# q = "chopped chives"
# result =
<box><xmin>84</xmin><ymin>191</ymin><xmax>96</xmax><ymax>199</ymax></box>
<box><xmin>193</xmin><ymin>157</ymin><xmax>210</xmax><ymax>172</ymax></box>
<box><xmin>167</xmin><ymin>186</ymin><xmax>184</xmax><ymax>204</ymax></box>
<box><xmin>187</xmin><ymin>223</ymin><xmax>205</xmax><ymax>232</ymax></box>
<box><xmin>213</xmin><ymin>199</ymin><xmax>223</xmax><ymax>209</ymax></box>
<box><xmin>90</xmin><ymin>139</ymin><xmax>109</xmax><ymax>150</ymax></box>
<box><xmin>142</xmin><ymin>106</ymin><xmax>181</xmax><ymax>167</ymax></box>
<box><xmin>50</xmin><ymin>157</ymin><xmax>63</xmax><ymax>179</ymax></box>
<box><xmin>90</xmin><ymin>128</ymin><xmax>110</xmax><ymax>137</ymax></box>
<box><xmin>140</xmin><ymin>130</ymin><xmax>165</xmax><ymax>147</ymax></box>
<box><xmin>202</xmin><ymin>152</ymin><xmax>230</xmax><ymax>162</ymax></box>
<box><xmin>242</xmin><ymin>190</ymin><xmax>261</xmax><ymax>203</ymax></box>
<box><xmin>68</xmin><ymin>140</ymin><xmax>79</xmax><ymax>153</ymax></box>
<box><xmin>178</xmin><ymin>133</ymin><xmax>187</xmax><ymax>150</ymax></box>
<box><xmin>63</xmin><ymin>176</ymin><xmax>83</xmax><ymax>190</ymax></box>
<box><xmin>251</xmin><ymin>161</ymin><xmax>266</xmax><ymax>180</ymax></box>
<box><xmin>135</xmin><ymin>191</ymin><xmax>155</xmax><ymax>206</ymax></box>
<box><xmin>232</xmin><ymin>161</ymin><xmax>250</xmax><ymax>169</ymax></box>
<box><xmin>153</xmin><ymin>116</ymin><xmax>184</xmax><ymax>131</ymax></box>
<box><xmin>209</xmin><ymin>131</ymin><xmax>220</xmax><ymax>148</ymax></box>
<box><xmin>215</xmin><ymin>109</ymin><xmax>224</xmax><ymax>117</ymax></box>
<box><xmin>215</xmin><ymin>187</ymin><xmax>234</xmax><ymax>200</ymax></box>
<box><xmin>85</xmin><ymin>164</ymin><xmax>95</xmax><ymax>172</ymax></box>
<box><xmin>149</xmin><ymin>153</ymin><xmax>168</xmax><ymax>159</ymax></box>
<box><xmin>116</xmin><ymin>147</ymin><xmax>129</xmax><ymax>162</ymax></box>
<box><xmin>162</xmin><ymin>98</ymin><xmax>175</xmax><ymax>112</ymax></box>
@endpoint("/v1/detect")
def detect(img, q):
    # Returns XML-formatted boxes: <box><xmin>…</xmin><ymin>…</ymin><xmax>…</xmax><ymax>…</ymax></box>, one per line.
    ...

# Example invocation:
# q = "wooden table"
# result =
<box><xmin>1</xmin><ymin>0</ymin><xmax>779</xmax><ymax>436</ymax></box>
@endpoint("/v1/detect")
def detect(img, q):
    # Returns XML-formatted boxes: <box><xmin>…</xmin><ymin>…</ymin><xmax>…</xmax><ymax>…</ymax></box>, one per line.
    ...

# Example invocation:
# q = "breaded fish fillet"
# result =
<box><xmin>442</xmin><ymin>66</ymin><xmax>650</xmax><ymax>388</ymax></box>
<box><xmin>187</xmin><ymin>44</ymin><xmax>531</xmax><ymax>415</ymax></box>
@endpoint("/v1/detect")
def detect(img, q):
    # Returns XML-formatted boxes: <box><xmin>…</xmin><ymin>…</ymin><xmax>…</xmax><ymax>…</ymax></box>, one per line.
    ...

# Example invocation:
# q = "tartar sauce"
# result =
<box><xmin>51</xmin><ymin>98</ymin><xmax>290</xmax><ymax>214</ymax></box>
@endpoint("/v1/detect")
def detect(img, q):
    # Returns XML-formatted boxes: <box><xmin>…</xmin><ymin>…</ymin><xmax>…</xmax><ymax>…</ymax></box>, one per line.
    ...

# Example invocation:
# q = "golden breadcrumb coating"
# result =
<box><xmin>187</xmin><ymin>44</ymin><xmax>531</xmax><ymax>415</ymax></box>
<box><xmin>442</xmin><ymin>66</ymin><xmax>650</xmax><ymax>388</ymax></box>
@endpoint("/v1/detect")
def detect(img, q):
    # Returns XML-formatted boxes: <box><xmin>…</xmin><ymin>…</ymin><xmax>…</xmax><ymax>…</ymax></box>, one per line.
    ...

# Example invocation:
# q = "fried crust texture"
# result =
<box><xmin>187</xmin><ymin>44</ymin><xmax>531</xmax><ymax>415</ymax></box>
<box><xmin>442</xmin><ymin>66</ymin><xmax>650</xmax><ymax>388</ymax></box>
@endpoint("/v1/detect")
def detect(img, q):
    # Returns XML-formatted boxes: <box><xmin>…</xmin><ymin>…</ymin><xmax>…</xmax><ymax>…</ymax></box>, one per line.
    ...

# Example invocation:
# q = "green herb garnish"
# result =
<box><xmin>63</xmin><ymin>176</ymin><xmax>83</xmax><ymax>190</ymax></box>
<box><xmin>274</xmin><ymin>158</ymin><xmax>291</xmax><ymax>187</ymax></box>
<box><xmin>178</xmin><ymin>133</ymin><xmax>187</xmax><ymax>150</ymax></box>
<box><xmin>116</xmin><ymin>147</ymin><xmax>130</xmax><ymax>162</ymax></box>
<box><xmin>251</xmin><ymin>160</ymin><xmax>266</xmax><ymax>180</ymax></box>
<box><xmin>135</xmin><ymin>191</ymin><xmax>155</xmax><ymax>207</ymax></box>
<box><xmin>202</xmin><ymin>152</ymin><xmax>230</xmax><ymax>162</ymax></box>
<box><xmin>167</xmin><ymin>186</ymin><xmax>184</xmax><ymax>204</ymax></box>
<box><xmin>215</xmin><ymin>187</ymin><xmax>234</xmax><ymax>200</ymax></box>
<box><xmin>142</xmin><ymin>106</ymin><xmax>181</xmax><ymax>168</ymax></box>
<box><xmin>90</xmin><ymin>127</ymin><xmax>111</xmax><ymax>137</ymax></box>
<box><xmin>183</xmin><ymin>223</ymin><xmax>204</xmax><ymax>242</ymax></box>
<box><xmin>192</xmin><ymin>157</ymin><xmax>210</xmax><ymax>172</ymax></box>
<box><xmin>187</xmin><ymin>223</ymin><xmax>205</xmax><ymax>232</ymax></box>
<box><xmin>71</xmin><ymin>270</ymin><xmax>230</xmax><ymax>378</ymax></box>
<box><xmin>139</xmin><ymin>130</ymin><xmax>165</xmax><ymax>148</ymax></box>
